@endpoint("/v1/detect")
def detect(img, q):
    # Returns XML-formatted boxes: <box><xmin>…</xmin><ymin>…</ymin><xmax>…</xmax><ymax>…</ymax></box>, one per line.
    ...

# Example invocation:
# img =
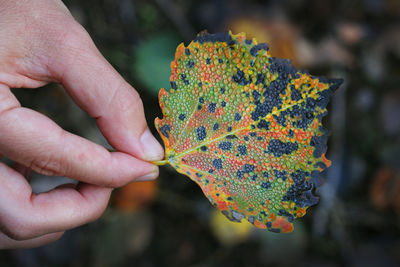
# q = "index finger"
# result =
<box><xmin>48</xmin><ymin>24</ymin><xmax>164</xmax><ymax>161</ymax></box>
<box><xmin>0</xmin><ymin>85</ymin><xmax>158</xmax><ymax>187</ymax></box>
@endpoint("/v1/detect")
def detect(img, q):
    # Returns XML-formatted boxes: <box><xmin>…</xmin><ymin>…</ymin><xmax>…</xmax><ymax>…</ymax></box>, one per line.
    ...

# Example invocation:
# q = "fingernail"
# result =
<box><xmin>140</xmin><ymin>129</ymin><xmax>164</xmax><ymax>161</ymax></box>
<box><xmin>135</xmin><ymin>169</ymin><xmax>159</xmax><ymax>182</ymax></box>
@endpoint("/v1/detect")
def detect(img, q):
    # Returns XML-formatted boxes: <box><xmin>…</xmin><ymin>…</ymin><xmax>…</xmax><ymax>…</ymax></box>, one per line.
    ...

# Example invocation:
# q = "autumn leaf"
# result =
<box><xmin>154</xmin><ymin>31</ymin><xmax>342</xmax><ymax>233</ymax></box>
<box><xmin>113</xmin><ymin>180</ymin><xmax>158</xmax><ymax>212</ymax></box>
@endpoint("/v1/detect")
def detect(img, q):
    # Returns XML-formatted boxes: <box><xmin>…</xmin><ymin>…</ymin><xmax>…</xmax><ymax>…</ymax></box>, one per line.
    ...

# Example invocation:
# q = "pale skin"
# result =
<box><xmin>0</xmin><ymin>0</ymin><xmax>164</xmax><ymax>249</ymax></box>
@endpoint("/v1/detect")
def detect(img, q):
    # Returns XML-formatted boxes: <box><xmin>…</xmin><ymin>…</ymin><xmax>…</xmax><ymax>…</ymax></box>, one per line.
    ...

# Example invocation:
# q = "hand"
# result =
<box><xmin>0</xmin><ymin>0</ymin><xmax>164</xmax><ymax>249</ymax></box>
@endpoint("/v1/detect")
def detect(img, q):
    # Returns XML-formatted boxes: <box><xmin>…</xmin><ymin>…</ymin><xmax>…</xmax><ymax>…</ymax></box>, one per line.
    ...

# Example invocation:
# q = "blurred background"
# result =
<box><xmin>1</xmin><ymin>0</ymin><xmax>400</xmax><ymax>266</ymax></box>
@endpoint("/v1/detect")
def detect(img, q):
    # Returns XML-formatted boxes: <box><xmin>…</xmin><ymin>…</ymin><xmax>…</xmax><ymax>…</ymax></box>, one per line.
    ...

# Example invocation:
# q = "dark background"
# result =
<box><xmin>1</xmin><ymin>0</ymin><xmax>400</xmax><ymax>266</ymax></box>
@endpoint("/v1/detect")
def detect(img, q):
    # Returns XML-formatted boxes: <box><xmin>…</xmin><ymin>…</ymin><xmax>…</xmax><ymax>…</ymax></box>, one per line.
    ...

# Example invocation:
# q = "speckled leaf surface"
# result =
<box><xmin>155</xmin><ymin>32</ymin><xmax>342</xmax><ymax>233</ymax></box>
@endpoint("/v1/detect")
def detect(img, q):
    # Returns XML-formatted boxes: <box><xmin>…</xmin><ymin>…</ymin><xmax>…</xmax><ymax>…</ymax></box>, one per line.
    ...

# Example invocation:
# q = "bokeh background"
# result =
<box><xmin>1</xmin><ymin>0</ymin><xmax>400</xmax><ymax>266</ymax></box>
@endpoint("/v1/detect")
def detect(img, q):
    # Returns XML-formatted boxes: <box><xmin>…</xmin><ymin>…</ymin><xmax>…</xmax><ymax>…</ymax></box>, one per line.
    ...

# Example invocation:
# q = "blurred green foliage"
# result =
<box><xmin>132</xmin><ymin>33</ymin><xmax>180</xmax><ymax>95</ymax></box>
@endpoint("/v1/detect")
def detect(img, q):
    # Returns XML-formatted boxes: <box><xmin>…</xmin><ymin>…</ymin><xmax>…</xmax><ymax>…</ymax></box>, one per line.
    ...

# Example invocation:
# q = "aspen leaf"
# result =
<box><xmin>154</xmin><ymin>31</ymin><xmax>342</xmax><ymax>233</ymax></box>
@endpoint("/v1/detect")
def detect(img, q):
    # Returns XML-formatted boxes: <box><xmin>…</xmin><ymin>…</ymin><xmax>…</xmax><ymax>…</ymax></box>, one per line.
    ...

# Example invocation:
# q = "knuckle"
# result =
<box><xmin>109</xmin><ymin>82</ymin><xmax>144</xmax><ymax>114</ymax></box>
<box><xmin>41</xmin><ymin>18</ymin><xmax>94</xmax><ymax>65</ymax></box>
<box><xmin>0</xmin><ymin>88</ymin><xmax>20</xmax><ymax>116</ymax></box>
<box><xmin>28</xmin><ymin>154</ymin><xmax>64</xmax><ymax>177</ymax></box>
<box><xmin>51</xmin><ymin>22</ymin><xmax>92</xmax><ymax>59</ymax></box>
<box><xmin>59</xmin><ymin>21</ymin><xmax>92</xmax><ymax>48</ymax></box>
<box><xmin>0</xmin><ymin>219</ymin><xmax>34</xmax><ymax>241</ymax></box>
<box><xmin>89</xmin><ymin>197</ymin><xmax>110</xmax><ymax>222</ymax></box>
<box><xmin>129</xmin><ymin>89</ymin><xmax>145</xmax><ymax>111</ymax></box>
<box><xmin>47</xmin><ymin>232</ymin><xmax>65</xmax><ymax>244</ymax></box>
<box><xmin>27</xmin><ymin>9</ymin><xmax>86</xmax><ymax>49</ymax></box>
<box><xmin>129</xmin><ymin>87</ymin><xmax>144</xmax><ymax>107</ymax></box>
<box><xmin>90</xmin><ymin>205</ymin><xmax>107</xmax><ymax>223</ymax></box>
<box><xmin>101</xmin><ymin>157</ymin><xmax>127</xmax><ymax>188</ymax></box>
<box><xmin>104</xmin><ymin>174</ymin><xmax>123</xmax><ymax>188</ymax></box>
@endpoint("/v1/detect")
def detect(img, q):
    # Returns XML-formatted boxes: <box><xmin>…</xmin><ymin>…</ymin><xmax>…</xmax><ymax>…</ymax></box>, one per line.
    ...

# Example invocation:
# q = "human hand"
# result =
<box><xmin>0</xmin><ymin>0</ymin><xmax>164</xmax><ymax>249</ymax></box>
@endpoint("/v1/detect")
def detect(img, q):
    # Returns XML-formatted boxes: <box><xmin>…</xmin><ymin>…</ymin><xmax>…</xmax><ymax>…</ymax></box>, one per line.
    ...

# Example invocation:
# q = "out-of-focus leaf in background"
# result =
<box><xmin>210</xmin><ymin>209</ymin><xmax>252</xmax><ymax>246</ymax></box>
<box><xmin>370</xmin><ymin>168</ymin><xmax>400</xmax><ymax>215</ymax></box>
<box><xmin>113</xmin><ymin>180</ymin><xmax>158</xmax><ymax>212</ymax></box>
<box><xmin>228</xmin><ymin>17</ymin><xmax>299</xmax><ymax>65</ymax></box>
<box><xmin>132</xmin><ymin>33</ymin><xmax>180</xmax><ymax>95</ymax></box>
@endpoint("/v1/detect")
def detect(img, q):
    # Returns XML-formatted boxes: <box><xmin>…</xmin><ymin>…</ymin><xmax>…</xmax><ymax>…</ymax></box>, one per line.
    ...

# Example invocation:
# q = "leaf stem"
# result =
<box><xmin>152</xmin><ymin>159</ymin><xmax>169</xmax><ymax>166</ymax></box>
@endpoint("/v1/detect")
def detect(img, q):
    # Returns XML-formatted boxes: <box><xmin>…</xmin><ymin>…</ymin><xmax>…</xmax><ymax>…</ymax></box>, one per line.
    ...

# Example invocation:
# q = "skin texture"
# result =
<box><xmin>0</xmin><ymin>0</ymin><xmax>164</xmax><ymax>249</ymax></box>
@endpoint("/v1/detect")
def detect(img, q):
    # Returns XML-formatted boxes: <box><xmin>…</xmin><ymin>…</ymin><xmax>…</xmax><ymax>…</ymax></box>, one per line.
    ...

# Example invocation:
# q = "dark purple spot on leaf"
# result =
<box><xmin>218</xmin><ymin>142</ymin><xmax>232</xmax><ymax>150</ymax></box>
<box><xmin>261</xmin><ymin>182</ymin><xmax>271</xmax><ymax>189</ymax></box>
<box><xmin>234</xmin><ymin>113</ymin><xmax>242</xmax><ymax>121</ymax></box>
<box><xmin>213</xmin><ymin>123</ymin><xmax>219</xmax><ymax>131</ymax></box>
<box><xmin>170</xmin><ymin>81</ymin><xmax>177</xmax><ymax>89</ymax></box>
<box><xmin>238</xmin><ymin>145</ymin><xmax>247</xmax><ymax>155</ymax></box>
<box><xmin>179</xmin><ymin>114</ymin><xmax>186</xmax><ymax>121</ymax></box>
<box><xmin>268</xmin><ymin>139</ymin><xmax>298</xmax><ymax>157</ymax></box>
<box><xmin>243</xmin><ymin>164</ymin><xmax>255</xmax><ymax>173</ymax></box>
<box><xmin>196</xmin><ymin>126</ymin><xmax>207</xmax><ymax>141</ymax></box>
<box><xmin>159</xmin><ymin>125</ymin><xmax>171</xmax><ymax>138</ymax></box>
<box><xmin>212</xmin><ymin>159</ymin><xmax>223</xmax><ymax>169</ymax></box>
<box><xmin>208</xmin><ymin>103</ymin><xmax>216</xmax><ymax>113</ymax></box>
<box><xmin>236</xmin><ymin>170</ymin><xmax>244</xmax><ymax>179</ymax></box>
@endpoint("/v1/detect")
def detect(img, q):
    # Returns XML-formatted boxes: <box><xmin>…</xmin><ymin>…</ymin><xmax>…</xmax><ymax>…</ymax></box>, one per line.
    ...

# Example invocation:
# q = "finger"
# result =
<box><xmin>47</xmin><ymin>24</ymin><xmax>164</xmax><ymax>161</ymax></box>
<box><xmin>11</xmin><ymin>162</ymin><xmax>33</xmax><ymax>181</ymax></box>
<box><xmin>0</xmin><ymin>162</ymin><xmax>112</xmax><ymax>240</ymax></box>
<box><xmin>0</xmin><ymin>85</ymin><xmax>159</xmax><ymax>187</ymax></box>
<box><xmin>0</xmin><ymin>231</ymin><xmax>64</xmax><ymax>250</ymax></box>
